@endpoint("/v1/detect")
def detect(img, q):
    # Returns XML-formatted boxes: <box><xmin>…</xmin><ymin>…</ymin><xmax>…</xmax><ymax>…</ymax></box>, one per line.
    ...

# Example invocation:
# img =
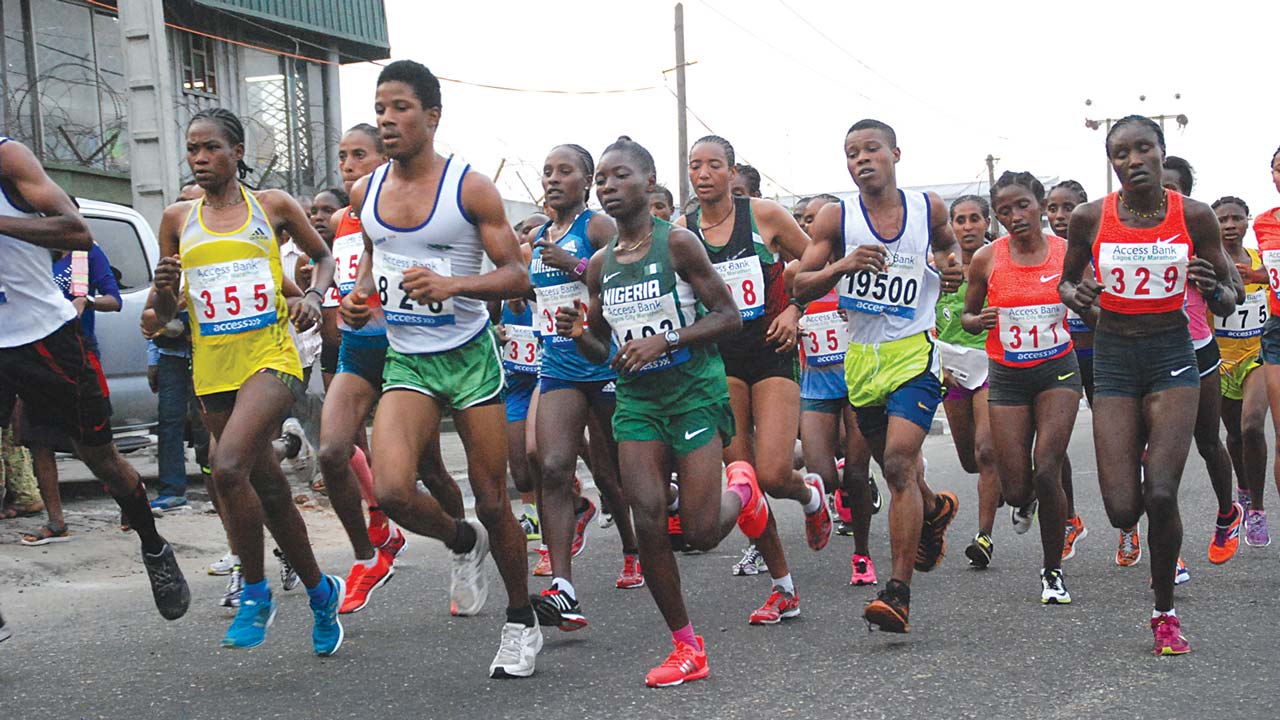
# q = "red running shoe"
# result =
<box><xmin>339</xmin><ymin>549</ymin><xmax>395</xmax><ymax>614</ymax></box>
<box><xmin>1151</xmin><ymin>613</ymin><xmax>1190</xmax><ymax>656</ymax></box>
<box><xmin>645</xmin><ymin>636</ymin><xmax>709</xmax><ymax>688</ymax></box>
<box><xmin>748</xmin><ymin>588</ymin><xmax>800</xmax><ymax>625</ymax></box>
<box><xmin>803</xmin><ymin>473</ymin><xmax>832</xmax><ymax>551</ymax></box>
<box><xmin>616</xmin><ymin>554</ymin><xmax>645</xmax><ymax>589</ymax></box>
<box><xmin>532</xmin><ymin>546</ymin><xmax>552</xmax><ymax>576</ymax></box>
<box><xmin>381</xmin><ymin>527</ymin><xmax>407</xmax><ymax>559</ymax></box>
<box><xmin>727</xmin><ymin>461</ymin><xmax>768</xmax><ymax>539</ymax></box>
<box><xmin>572</xmin><ymin>498</ymin><xmax>596</xmax><ymax>558</ymax></box>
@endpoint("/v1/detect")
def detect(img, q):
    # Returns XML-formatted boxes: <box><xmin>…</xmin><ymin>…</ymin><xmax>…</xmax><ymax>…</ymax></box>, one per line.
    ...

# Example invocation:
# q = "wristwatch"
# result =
<box><xmin>664</xmin><ymin>329</ymin><xmax>680</xmax><ymax>351</ymax></box>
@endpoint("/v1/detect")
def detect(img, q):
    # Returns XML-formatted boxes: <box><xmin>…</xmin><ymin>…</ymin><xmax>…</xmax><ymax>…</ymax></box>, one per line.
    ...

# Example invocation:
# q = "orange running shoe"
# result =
<box><xmin>863</xmin><ymin>579</ymin><xmax>910</xmax><ymax>633</ymax></box>
<box><xmin>532</xmin><ymin>546</ymin><xmax>552</xmax><ymax>576</ymax></box>
<box><xmin>381</xmin><ymin>527</ymin><xmax>407</xmax><ymax>559</ymax></box>
<box><xmin>915</xmin><ymin>492</ymin><xmax>958</xmax><ymax>572</ymax></box>
<box><xmin>748</xmin><ymin>588</ymin><xmax>800</xmax><ymax>625</ymax></box>
<box><xmin>802</xmin><ymin>473</ymin><xmax>833</xmax><ymax>551</ymax></box>
<box><xmin>339</xmin><ymin>549</ymin><xmax>395</xmax><ymax>614</ymax></box>
<box><xmin>616</xmin><ymin>554</ymin><xmax>645</xmax><ymax>589</ymax></box>
<box><xmin>727</xmin><ymin>461</ymin><xmax>768</xmax><ymax>539</ymax></box>
<box><xmin>1151</xmin><ymin>613</ymin><xmax>1190</xmax><ymax>656</ymax></box>
<box><xmin>1208</xmin><ymin>502</ymin><xmax>1244</xmax><ymax>565</ymax></box>
<box><xmin>1062</xmin><ymin>515</ymin><xmax>1087</xmax><ymax>561</ymax></box>
<box><xmin>1116</xmin><ymin>526</ymin><xmax>1141</xmax><ymax>566</ymax></box>
<box><xmin>645</xmin><ymin>636</ymin><xmax>709</xmax><ymax>688</ymax></box>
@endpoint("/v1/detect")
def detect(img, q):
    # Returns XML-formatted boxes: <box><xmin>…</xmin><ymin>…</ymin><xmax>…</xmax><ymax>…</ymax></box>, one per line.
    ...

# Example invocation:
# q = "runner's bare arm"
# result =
<box><xmin>449</xmin><ymin>171</ymin><xmax>532</xmax><ymax>301</ymax></box>
<box><xmin>1060</xmin><ymin>201</ymin><xmax>1102</xmax><ymax>323</ymax></box>
<box><xmin>1184</xmin><ymin>198</ymin><xmax>1240</xmax><ymax>316</ymax></box>
<box><xmin>559</xmin><ymin>252</ymin><xmax>612</xmax><ymax>365</ymax></box>
<box><xmin>151</xmin><ymin>202</ymin><xmax>194</xmax><ymax>326</ymax></box>
<box><xmin>792</xmin><ymin>201</ymin><xmax>854</xmax><ymax>302</ymax></box>
<box><xmin>927</xmin><ymin>192</ymin><xmax>963</xmax><ymax>294</ymax></box>
<box><xmin>751</xmin><ymin>197</ymin><xmax>811</xmax><ymax>262</ymax></box>
<box><xmin>668</xmin><ymin>226</ymin><xmax>743</xmax><ymax>348</ymax></box>
<box><xmin>960</xmin><ymin>245</ymin><xmax>997</xmax><ymax>334</ymax></box>
<box><xmin>0</xmin><ymin>139</ymin><xmax>90</xmax><ymax>249</ymax></box>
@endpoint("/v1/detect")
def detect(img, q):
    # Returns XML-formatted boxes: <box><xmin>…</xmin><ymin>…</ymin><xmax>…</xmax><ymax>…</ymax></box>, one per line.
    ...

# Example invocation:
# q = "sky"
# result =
<box><xmin>340</xmin><ymin>0</ymin><xmax>1280</xmax><ymax>227</ymax></box>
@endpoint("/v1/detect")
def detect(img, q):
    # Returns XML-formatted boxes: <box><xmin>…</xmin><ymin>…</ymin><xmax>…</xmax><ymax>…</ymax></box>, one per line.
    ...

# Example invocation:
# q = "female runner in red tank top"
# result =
<box><xmin>1060</xmin><ymin>115</ymin><xmax>1237</xmax><ymax>657</ymax></box>
<box><xmin>962</xmin><ymin>172</ymin><xmax>1081</xmax><ymax>604</ymax></box>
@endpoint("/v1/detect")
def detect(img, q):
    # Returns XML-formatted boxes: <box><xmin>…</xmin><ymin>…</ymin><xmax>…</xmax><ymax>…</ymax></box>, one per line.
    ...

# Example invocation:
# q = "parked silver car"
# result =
<box><xmin>79</xmin><ymin>199</ymin><xmax>160</xmax><ymax>449</ymax></box>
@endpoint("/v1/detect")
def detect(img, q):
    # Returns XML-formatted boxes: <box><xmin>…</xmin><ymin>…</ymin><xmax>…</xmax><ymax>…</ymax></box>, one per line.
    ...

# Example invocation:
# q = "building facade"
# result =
<box><xmin>1</xmin><ymin>0</ymin><xmax>388</xmax><ymax>226</ymax></box>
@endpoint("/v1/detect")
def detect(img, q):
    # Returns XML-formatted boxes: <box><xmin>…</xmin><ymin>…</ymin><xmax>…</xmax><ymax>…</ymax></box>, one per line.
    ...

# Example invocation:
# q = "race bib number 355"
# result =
<box><xmin>838</xmin><ymin>250</ymin><xmax>923</xmax><ymax>318</ymax></box>
<box><xmin>1098</xmin><ymin>242</ymin><xmax>1187</xmax><ymax>300</ymax></box>
<box><xmin>187</xmin><ymin>257</ymin><xmax>277</xmax><ymax>336</ymax></box>
<box><xmin>998</xmin><ymin>304</ymin><xmax>1069</xmax><ymax>363</ymax></box>
<box><xmin>376</xmin><ymin>252</ymin><xmax>455</xmax><ymax>327</ymax></box>
<box><xmin>799</xmin><ymin>310</ymin><xmax>848</xmax><ymax>366</ymax></box>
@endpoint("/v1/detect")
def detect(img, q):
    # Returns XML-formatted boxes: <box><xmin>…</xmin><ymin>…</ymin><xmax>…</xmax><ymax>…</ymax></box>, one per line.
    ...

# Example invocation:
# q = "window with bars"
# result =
<box><xmin>180</xmin><ymin>32</ymin><xmax>217</xmax><ymax>96</ymax></box>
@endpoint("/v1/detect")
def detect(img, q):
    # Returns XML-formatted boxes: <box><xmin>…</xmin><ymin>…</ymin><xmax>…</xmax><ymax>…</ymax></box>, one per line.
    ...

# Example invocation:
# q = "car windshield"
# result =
<box><xmin>86</xmin><ymin>215</ymin><xmax>150</xmax><ymax>290</ymax></box>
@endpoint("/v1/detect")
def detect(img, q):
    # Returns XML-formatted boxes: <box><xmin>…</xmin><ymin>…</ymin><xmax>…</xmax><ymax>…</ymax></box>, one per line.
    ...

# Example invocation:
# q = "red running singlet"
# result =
<box><xmin>985</xmin><ymin>235</ymin><xmax>1073</xmax><ymax>368</ymax></box>
<box><xmin>1092</xmin><ymin>189</ymin><xmax>1192</xmax><ymax>315</ymax></box>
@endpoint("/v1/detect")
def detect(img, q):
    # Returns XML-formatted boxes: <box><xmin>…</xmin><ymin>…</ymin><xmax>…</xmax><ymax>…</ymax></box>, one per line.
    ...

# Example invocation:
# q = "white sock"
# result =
<box><xmin>1153</xmin><ymin>607</ymin><xmax>1176</xmax><ymax>619</ymax></box>
<box><xmin>358</xmin><ymin>554</ymin><xmax>377</xmax><ymax>569</ymax></box>
<box><xmin>802</xmin><ymin>480</ymin><xmax>823</xmax><ymax>514</ymax></box>
<box><xmin>773</xmin><ymin>573</ymin><xmax>795</xmax><ymax>594</ymax></box>
<box><xmin>552</xmin><ymin>577</ymin><xmax>576</xmax><ymax>600</ymax></box>
<box><xmin>522</xmin><ymin>503</ymin><xmax>536</xmax><ymax>518</ymax></box>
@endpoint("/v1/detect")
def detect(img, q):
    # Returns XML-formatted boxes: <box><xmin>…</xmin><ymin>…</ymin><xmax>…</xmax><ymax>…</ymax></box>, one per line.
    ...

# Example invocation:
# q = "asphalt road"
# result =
<box><xmin>2</xmin><ymin>408</ymin><xmax>1276</xmax><ymax>719</ymax></box>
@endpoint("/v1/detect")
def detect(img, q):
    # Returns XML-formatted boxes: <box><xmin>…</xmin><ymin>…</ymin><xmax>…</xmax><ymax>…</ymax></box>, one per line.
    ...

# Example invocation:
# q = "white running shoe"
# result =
<box><xmin>450</xmin><ymin>519</ymin><xmax>490</xmax><ymax>616</ymax></box>
<box><xmin>208</xmin><ymin>551</ymin><xmax>239</xmax><ymax>576</ymax></box>
<box><xmin>1040</xmin><ymin>568</ymin><xmax>1071</xmax><ymax>604</ymax></box>
<box><xmin>274</xmin><ymin>547</ymin><xmax>301</xmax><ymax>591</ymax></box>
<box><xmin>1012</xmin><ymin>499</ymin><xmax>1038</xmax><ymax>535</ymax></box>
<box><xmin>598</xmin><ymin>511</ymin><xmax>615</xmax><ymax>529</ymax></box>
<box><xmin>489</xmin><ymin>617</ymin><xmax>542</xmax><ymax>678</ymax></box>
<box><xmin>281</xmin><ymin>418</ymin><xmax>316</xmax><ymax>486</ymax></box>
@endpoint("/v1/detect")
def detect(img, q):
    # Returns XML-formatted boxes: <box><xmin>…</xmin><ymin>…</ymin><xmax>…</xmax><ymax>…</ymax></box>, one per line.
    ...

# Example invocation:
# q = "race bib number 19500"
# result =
<box><xmin>375</xmin><ymin>252</ymin><xmax>455</xmax><ymax>327</ymax></box>
<box><xmin>187</xmin><ymin>257</ymin><xmax>277</xmax><ymax>336</ymax></box>
<box><xmin>838</xmin><ymin>250</ymin><xmax>923</xmax><ymax>319</ymax></box>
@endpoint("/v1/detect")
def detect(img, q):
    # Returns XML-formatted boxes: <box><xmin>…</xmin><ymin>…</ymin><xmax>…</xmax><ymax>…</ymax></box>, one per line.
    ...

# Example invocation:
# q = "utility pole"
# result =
<box><xmin>675</xmin><ymin>3</ymin><xmax>689</xmax><ymax>210</ymax></box>
<box><xmin>985</xmin><ymin>154</ymin><xmax>998</xmax><ymax>237</ymax></box>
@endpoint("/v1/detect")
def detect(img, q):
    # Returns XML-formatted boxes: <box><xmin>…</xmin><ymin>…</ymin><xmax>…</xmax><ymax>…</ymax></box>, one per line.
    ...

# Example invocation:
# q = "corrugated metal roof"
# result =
<box><xmin>192</xmin><ymin>0</ymin><xmax>389</xmax><ymax>59</ymax></box>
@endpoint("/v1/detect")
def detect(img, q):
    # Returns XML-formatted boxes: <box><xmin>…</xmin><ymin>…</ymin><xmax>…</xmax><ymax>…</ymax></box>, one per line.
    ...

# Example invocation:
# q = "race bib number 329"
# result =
<box><xmin>1097</xmin><ymin>242</ymin><xmax>1187</xmax><ymax>300</ymax></box>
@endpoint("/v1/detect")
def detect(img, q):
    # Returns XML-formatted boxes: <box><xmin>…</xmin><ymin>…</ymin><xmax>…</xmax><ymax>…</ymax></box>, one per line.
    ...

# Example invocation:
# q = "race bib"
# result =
<box><xmin>187</xmin><ymin>257</ymin><xmax>278</xmax><ymax>336</ymax></box>
<box><xmin>714</xmin><ymin>257</ymin><xmax>766</xmax><ymax>320</ymax></box>
<box><xmin>502</xmin><ymin>324</ymin><xmax>541</xmax><ymax>374</ymax></box>
<box><xmin>799</xmin><ymin>310</ymin><xmax>848</xmax><ymax>366</ymax></box>
<box><xmin>1065</xmin><ymin>306</ymin><xmax>1090</xmax><ymax>334</ymax></box>
<box><xmin>937</xmin><ymin>341</ymin><xmax>989</xmax><ymax>390</ymax></box>
<box><xmin>1098</xmin><ymin>242</ymin><xmax>1188</xmax><ymax>301</ymax></box>
<box><xmin>998</xmin><ymin>304</ymin><xmax>1069</xmax><ymax>363</ymax></box>
<box><xmin>534</xmin><ymin>280</ymin><xmax>589</xmax><ymax>346</ymax></box>
<box><xmin>322</xmin><ymin>283</ymin><xmax>341</xmax><ymax>309</ymax></box>
<box><xmin>604</xmin><ymin>289</ymin><xmax>689</xmax><ymax>374</ymax></box>
<box><xmin>332</xmin><ymin>232</ymin><xmax>365</xmax><ymax>296</ymax></box>
<box><xmin>1263</xmin><ymin>250</ymin><xmax>1280</xmax><ymax>302</ymax></box>
<box><xmin>1215</xmin><ymin>288</ymin><xmax>1268</xmax><ymax>339</ymax></box>
<box><xmin>375</xmin><ymin>251</ymin><xmax>455</xmax><ymax>327</ymax></box>
<box><xmin>838</xmin><ymin>249</ymin><xmax>924</xmax><ymax>318</ymax></box>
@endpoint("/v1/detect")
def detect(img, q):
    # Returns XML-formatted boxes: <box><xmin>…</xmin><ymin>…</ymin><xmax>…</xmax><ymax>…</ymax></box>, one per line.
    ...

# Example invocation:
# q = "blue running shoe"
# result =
<box><xmin>221</xmin><ymin>592</ymin><xmax>276</xmax><ymax>648</ymax></box>
<box><xmin>311</xmin><ymin>574</ymin><xmax>345</xmax><ymax>656</ymax></box>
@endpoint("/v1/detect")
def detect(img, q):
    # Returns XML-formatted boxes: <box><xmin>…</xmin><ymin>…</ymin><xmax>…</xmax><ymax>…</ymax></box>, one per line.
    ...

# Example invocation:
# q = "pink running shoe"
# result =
<box><xmin>850</xmin><ymin>553</ymin><xmax>878</xmax><ymax>586</ymax></box>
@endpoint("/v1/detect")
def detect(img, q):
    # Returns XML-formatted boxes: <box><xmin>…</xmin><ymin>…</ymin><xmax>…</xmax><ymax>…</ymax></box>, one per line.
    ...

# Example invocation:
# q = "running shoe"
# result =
<box><xmin>1040</xmin><ymin>568</ymin><xmax>1071</xmax><ymax>604</ymax></box>
<box><xmin>964</xmin><ymin>532</ymin><xmax>994</xmax><ymax>569</ymax></box>
<box><xmin>531</xmin><ymin>587</ymin><xmax>588</xmax><ymax>631</ymax></box>
<box><xmin>645</xmin><ymin>635</ymin><xmax>709</xmax><ymax>688</ymax></box>
<box><xmin>368</xmin><ymin>516</ymin><xmax>391</xmax><ymax>548</ymax></box>
<box><xmin>869</xmin><ymin>474</ymin><xmax>883</xmax><ymax>515</ymax></box>
<box><xmin>381</xmin><ymin>527</ymin><xmax>407</xmax><ymax>558</ymax></box>
<box><xmin>149</xmin><ymin>495</ymin><xmax>188</xmax><ymax>513</ymax></box>
<box><xmin>1116</xmin><ymin>527</ymin><xmax>1142</xmax><ymax>566</ymax></box>
<box><xmin>667</xmin><ymin>513</ymin><xmax>686</xmax><ymax>551</ymax></box>
<box><xmin>1238</xmin><ymin>487</ymin><xmax>1252</xmax><ymax>515</ymax></box>
<box><xmin>1151</xmin><ymin>613</ymin><xmax>1190</xmax><ymax>656</ymax></box>
<box><xmin>519</xmin><ymin>512</ymin><xmax>540</xmax><ymax>542</ymax></box>
<box><xmin>1208</xmin><ymin>502</ymin><xmax>1244</xmax><ymax>565</ymax></box>
<box><xmin>863</xmin><ymin>579</ymin><xmax>910</xmax><ymax>633</ymax></box>
<box><xmin>450</xmin><ymin>519</ymin><xmax>490</xmax><ymax>616</ymax></box>
<box><xmin>143</xmin><ymin>543</ymin><xmax>191</xmax><ymax>621</ymax></box>
<box><xmin>1245</xmin><ymin>509</ymin><xmax>1270</xmax><ymax>547</ymax></box>
<box><xmin>340</xmin><ymin>550</ymin><xmax>395</xmax><ymax>614</ymax></box>
<box><xmin>1011</xmin><ymin>499</ymin><xmax>1037</xmax><ymax>535</ymax></box>
<box><xmin>1174</xmin><ymin>557</ymin><xmax>1190</xmax><ymax>585</ymax></box>
<box><xmin>1062</xmin><ymin>515</ymin><xmax>1087</xmax><ymax>561</ymax></box>
<box><xmin>572</xmin><ymin>498</ymin><xmax>596</xmax><ymax>558</ymax></box>
<box><xmin>616</xmin><ymin>554</ymin><xmax>645</xmax><ymax>589</ymax></box>
<box><xmin>281</xmin><ymin>418</ymin><xmax>316</xmax><ymax>486</ymax></box>
<box><xmin>532</xmin><ymin>546</ymin><xmax>552</xmax><ymax>576</ymax></box>
<box><xmin>311</xmin><ymin>575</ymin><xmax>345</xmax><ymax>656</ymax></box>
<box><xmin>490</xmin><ymin>618</ymin><xmax>543</xmax><ymax>679</ymax></box>
<box><xmin>748</xmin><ymin>587</ymin><xmax>800</xmax><ymax>625</ymax></box>
<box><xmin>849</xmin><ymin>553</ymin><xmax>877</xmax><ymax>586</ymax></box>
<box><xmin>803</xmin><ymin>473</ymin><xmax>833</xmax><ymax>551</ymax></box>
<box><xmin>0</xmin><ymin>611</ymin><xmax>9</xmax><ymax>644</ymax></box>
<box><xmin>599</xmin><ymin>511</ymin><xmax>615</xmax><ymax>529</ymax></box>
<box><xmin>220</xmin><ymin>565</ymin><xmax>243</xmax><ymax>608</ymax></box>
<box><xmin>208</xmin><ymin>552</ymin><xmax>239</xmax><ymax>576</ymax></box>
<box><xmin>727</xmin><ymin>461</ymin><xmax>769</xmax><ymax>539</ymax></box>
<box><xmin>915</xmin><ymin>492</ymin><xmax>959</xmax><ymax>572</ymax></box>
<box><xmin>833</xmin><ymin>487</ymin><xmax>853</xmax><ymax>524</ymax></box>
<box><xmin>835</xmin><ymin>518</ymin><xmax>857</xmax><ymax>537</ymax></box>
<box><xmin>732</xmin><ymin>544</ymin><xmax>763</xmax><ymax>576</ymax></box>
<box><xmin>274</xmin><ymin>547</ymin><xmax>300</xmax><ymax>591</ymax></box>
<box><xmin>221</xmin><ymin>591</ymin><xmax>276</xmax><ymax>648</ymax></box>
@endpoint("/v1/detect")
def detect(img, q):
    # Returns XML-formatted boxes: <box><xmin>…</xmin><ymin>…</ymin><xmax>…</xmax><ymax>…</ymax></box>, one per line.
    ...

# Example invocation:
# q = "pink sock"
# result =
<box><xmin>672</xmin><ymin>622</ymin><xmax>697</xmax><ymax>648</ymax></box>
<box><xmin>729</xmin><ymin>482</ymin><xmax>752</xmax><ymax>508</ymax></box>
<box><xmin>349</xmin><ymin>446</ymin><xmax>376</xmax><ymax>505</ymax></box>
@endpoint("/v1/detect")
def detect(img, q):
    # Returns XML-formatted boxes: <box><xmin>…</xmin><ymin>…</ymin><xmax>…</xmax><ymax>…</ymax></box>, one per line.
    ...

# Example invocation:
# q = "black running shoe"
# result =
<box><xmin>0</xmin><ymin>608</ymin><xmax>10</xmax><ymax>643</ymax></box>
<box><xmin>964</xmin><ymin>532</ymin><xmax>994</xmax><ymax>568</ymax></box>
<box><xmin>869</xmin><ymin>476</ymin><xmax>883</xmax><ymax>515</ymax></box>
<box><xmin>863</xmin><ymin>579</ymin><xmax>910</xmax><ymax>633</ymax></box>
<box><xmin>915</xmin><ymin>492</ymin><xmax>959</xmax><ymax>572</ymax></box>
<box><xmin>143</xmin><ymin>543</ymin><xmax>190</xmax><ymax>620</ymax></box>
<box><xmin>531</xmin><ymin>588</ymin><xmax>587</xmax><ymax>631</ymax></box>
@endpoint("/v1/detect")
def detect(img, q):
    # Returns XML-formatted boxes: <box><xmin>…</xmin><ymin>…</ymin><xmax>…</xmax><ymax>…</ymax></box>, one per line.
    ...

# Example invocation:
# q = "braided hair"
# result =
<box><xmin>1211</xmin><ymin>196</ymin><xmax>1250</xmax><ymax>216</ymax></box>
<box><xmin>735</xmin><ymin>164</ymin><xmax>761</xmax><ymax>196</ymax></box>
<box><xmin>991</xmin><ymin>170</ymin><xmax>1046</xmax><ymax>204</ymax></box>
<box><xmin>345</xmin><ymin>123</ymin><xmax>384</xmax><ymax>155</ymax></box>
<box><xmin>189</xmin><ymin>108</ymin><xmax>255</xmax><ymax>183</ymax></box>
<box><xmin>692</xmin><ymin>135</ymin><xmax>735</xmax><ymax>165</ymax></box>
<box><xmin>602</xmin><ymin>135</ymin><xmax>655</xmax><ymax>177</ymax></box>
<box><xmin>316</xmin><ymin>186</ymin><xmax>350</xmax><ymax>207</ymax></box>
<box><xmin>1163</xmin><ymin>156</ymin><xmax>1195</xmax><ymax>195</ymax></box>
<box><xmin>553</xmin><ymin>144</ymin><xmax>595</xmax><ymax>203</ymax></box>
<box><xmin>950</xmin><ymin>194</ymin><xmax>991</xmax><ymax>221</ymax></box>
<box><xmin>1049</xmin><ymin>179</ymin><xmax>1088</xmax><ymax>204</ymax></box>
<box><xmin>1105</xmin><ymin>114</ymin><xmax>1165</xmax><ymax>158</ymax></box>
